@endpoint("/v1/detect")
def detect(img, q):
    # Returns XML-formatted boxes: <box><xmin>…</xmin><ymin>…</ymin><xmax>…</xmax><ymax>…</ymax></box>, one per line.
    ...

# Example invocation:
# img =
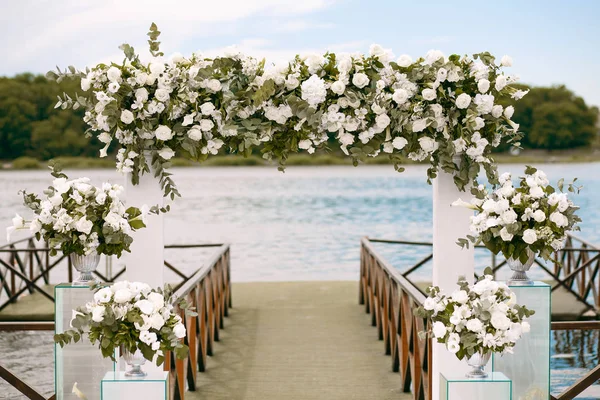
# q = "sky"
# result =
<box><xmin>1</xmin><ymin>0</ymin><xmax>599</xmax><ymax>106</ymax></box>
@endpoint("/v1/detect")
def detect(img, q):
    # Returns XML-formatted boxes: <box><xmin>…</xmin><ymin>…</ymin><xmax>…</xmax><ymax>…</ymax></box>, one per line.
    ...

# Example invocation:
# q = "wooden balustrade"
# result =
<box><xmin>360</xmin><ymin>237</ymin><xmax>432</xmax><ymax>400</ymax></box>
<box><xmin>168</xmin><ymin>244</ymin><xmax>231</xmax><ymax>400</ymax></box>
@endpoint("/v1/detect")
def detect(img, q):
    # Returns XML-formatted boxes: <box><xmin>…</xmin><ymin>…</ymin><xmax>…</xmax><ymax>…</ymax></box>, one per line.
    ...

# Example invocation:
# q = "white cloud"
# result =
<box><xmin>0</xmin><ymin>0</ymin><xmax>339</xmax><ymax>74</ymax></box>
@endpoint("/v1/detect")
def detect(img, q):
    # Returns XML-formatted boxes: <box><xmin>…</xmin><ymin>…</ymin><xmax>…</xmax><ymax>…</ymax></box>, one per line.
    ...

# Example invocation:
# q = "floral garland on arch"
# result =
<box><xmin>49</xmin><ymin>23</ymin><xmax>527</xmax><ymax>199</ymax></box>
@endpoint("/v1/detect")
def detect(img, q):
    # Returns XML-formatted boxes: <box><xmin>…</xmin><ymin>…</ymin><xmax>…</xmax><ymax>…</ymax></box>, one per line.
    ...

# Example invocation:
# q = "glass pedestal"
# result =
<box><xmin>441</xmin><ymin>372</ymin><xmax>512</xmax><ymax>400</ymax></box>
<box><xmin>55</xmin><ymin>284</ymin><xmax>114</xmax><ymax>400</ymax></box>
<box><xmin>101</xmin><ymin>371</ymin><xmax>168</xmax><ymax>400</ymax></box>
<box><xmin>493</xmin><ymin>282</ymin><xmax>550</xmax><ymax>400</ymax></box>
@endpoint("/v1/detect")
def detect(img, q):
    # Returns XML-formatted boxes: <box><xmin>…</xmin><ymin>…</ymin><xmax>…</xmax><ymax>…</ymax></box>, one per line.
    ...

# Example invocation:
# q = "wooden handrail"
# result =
<box><xmin>360</xmin><ymin>237</ymin><xmax>431</xmax><ymax>400</ymax></box>
<box><xmin>0</xmin><ymin>321</ymin><xmax>54</xmax><ymax>331</ymax></box>
<box><xmin>0</xmin><ymin>364</ymin><xmax>52</xmax><ymax>400</ymax></box>
<box><xmin>552</xmin><ymin>365</ymin><xmax>600</xmax><ymax>400</ymax></box>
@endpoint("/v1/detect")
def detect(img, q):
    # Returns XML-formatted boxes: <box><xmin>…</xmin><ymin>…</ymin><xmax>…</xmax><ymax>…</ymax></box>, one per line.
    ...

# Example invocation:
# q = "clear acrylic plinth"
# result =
<box><xmin>441</xmin><ymin>372</ymin><xmax>512</xmax><ymax>400</ymax></box>
<box><xmin>493</xmin><ymin>281</ymin><xmax>550</xmax><ymax>400</ymax></box>
<box><xmin>55</xmin><ymin>284</ymin><xmax>115</xmax><ymax>400</ymax></box>
<box><xmin>101</xmin><ymin>371</ymin><xmax>168</xmax><ymax>400</ymax></box>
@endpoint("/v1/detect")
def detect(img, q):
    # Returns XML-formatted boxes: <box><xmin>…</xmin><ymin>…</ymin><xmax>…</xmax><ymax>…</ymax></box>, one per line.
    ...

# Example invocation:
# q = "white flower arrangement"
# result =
<box><xmin>455</xmin><ymin>166</ymin><xmax>581</xmax><ymax>263</ymax></box>
<box><xmin>49</xmin><ymin>23</ymin><xmax>527</xmax><ymax>199</ymax></box>
<box><xmin>416</xmin><ymin>270</ymin><xmax>535</xmax><ymax>359</ymax></box>
<box><xmin>55</xmin><ymin>281</ymin><xmax>192</xmax><ymax>363</ymax></box>
<box><xmin>7</xmin><ymin>164</ymin><xmax>165</xmax><ymax>257</ymax></box>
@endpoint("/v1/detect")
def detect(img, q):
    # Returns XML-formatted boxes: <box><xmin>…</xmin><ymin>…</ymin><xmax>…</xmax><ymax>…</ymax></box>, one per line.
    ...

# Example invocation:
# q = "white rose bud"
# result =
<box><xmin>504</xmin><ymin>105</ymin><xmax>515</xmax><ymax>119</ymax></box>
<box><xmin>500</xmin><ymin>55</ymin><xmax>513</xmax><ymax>67</ymax></box>
<box><xmin>158</xmin><ymin>147</ymin><xmax>175</xmax><ymax>160</ymax></box>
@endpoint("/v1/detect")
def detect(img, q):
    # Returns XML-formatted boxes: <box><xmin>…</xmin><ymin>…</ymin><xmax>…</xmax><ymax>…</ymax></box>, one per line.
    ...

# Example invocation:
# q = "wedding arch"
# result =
<box><xmin>47</xmin><ymin>23</ymin><xmax>529</xmax><ymax>398</ymax></box>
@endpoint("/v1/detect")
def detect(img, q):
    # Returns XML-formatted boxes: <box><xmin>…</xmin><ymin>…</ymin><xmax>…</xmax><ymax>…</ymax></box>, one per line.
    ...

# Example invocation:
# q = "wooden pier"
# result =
<box><xmin>185</xmin><ymin>281</ymin><xmax>410</xmax><ymax>400</ymax></box>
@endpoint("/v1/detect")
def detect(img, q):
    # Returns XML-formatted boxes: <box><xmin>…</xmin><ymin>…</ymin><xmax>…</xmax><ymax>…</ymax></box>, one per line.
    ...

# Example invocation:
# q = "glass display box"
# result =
<box><xmin>440</xmin><ymin>372</ymin><xmax>512</xmax><ymax>400</ymax></box>
<box><xmin>101</xmin><ymin>371</ymin><xmax>168</xmax><ymax>400</ymax></box>
<box><xmin>55</xmin><ymin>284</ymin><xmax>115</xmax><ymax>400</ymax></box>
<box><xmin>493</xmin><ymin>282</ymin><xmax>551</xmax><ymax>400</ymax></box>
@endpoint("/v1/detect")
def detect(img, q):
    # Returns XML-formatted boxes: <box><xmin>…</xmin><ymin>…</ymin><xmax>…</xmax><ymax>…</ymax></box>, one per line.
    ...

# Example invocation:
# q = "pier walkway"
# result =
<box><xmin>187</xmin><ymin>281</ymin><xmax>410</xmax><ymax>400</ymax></box>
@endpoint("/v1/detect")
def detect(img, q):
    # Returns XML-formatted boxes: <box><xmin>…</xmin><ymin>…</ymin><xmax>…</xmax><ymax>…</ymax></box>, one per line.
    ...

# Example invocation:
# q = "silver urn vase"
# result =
<box><xmin>70</xmin><ymin>252</ymin><xmax>100</xmax><ymax>285</ymax></box>
<box><xmin>123</xmin><ymin>349</ymin><xmax>147</xmax><ymax>377</ymax></box>
<box><xmin>507</xmin><ymin>248</ymin><xmax>536</xmax><ymax>286</ymax></box>
<box><xmin>466</xmin><ymin>351</ymin><xmax>491</xmax><ymax>378</ymax></box>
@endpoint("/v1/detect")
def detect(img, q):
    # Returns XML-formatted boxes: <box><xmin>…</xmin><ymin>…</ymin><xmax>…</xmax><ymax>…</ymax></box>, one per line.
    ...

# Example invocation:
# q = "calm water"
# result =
<box><xmin>0</xmin><ymin>164</ymin><xmax>598</xmax><ymax>398</ymax></box>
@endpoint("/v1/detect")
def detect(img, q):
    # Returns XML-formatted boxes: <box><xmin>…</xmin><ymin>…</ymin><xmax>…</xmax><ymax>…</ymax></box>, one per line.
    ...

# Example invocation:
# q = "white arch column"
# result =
<box><xmin>431</xmin><ymin>171</ymin><xmax>474</xmax><ymax>400</ymax></box>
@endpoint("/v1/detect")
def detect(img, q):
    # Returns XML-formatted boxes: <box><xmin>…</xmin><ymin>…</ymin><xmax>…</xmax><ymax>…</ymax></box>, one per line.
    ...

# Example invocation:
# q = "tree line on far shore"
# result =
<box><xmin>0</xmin><ymin>73</ymin><xmax>598</xmax><ymax>161</ymax></box>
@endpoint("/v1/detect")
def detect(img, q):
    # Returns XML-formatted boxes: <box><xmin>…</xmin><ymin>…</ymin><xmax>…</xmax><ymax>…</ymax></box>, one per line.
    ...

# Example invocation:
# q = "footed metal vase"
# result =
<box><xmin>507</xmin><ymin>248</ymin><xmax>536</xmax><ymax>286</ymax></box>
<box><xmin>70</xmin><ymin>252</ymin><xmax>100</xmax><ymax>285</ymax></box>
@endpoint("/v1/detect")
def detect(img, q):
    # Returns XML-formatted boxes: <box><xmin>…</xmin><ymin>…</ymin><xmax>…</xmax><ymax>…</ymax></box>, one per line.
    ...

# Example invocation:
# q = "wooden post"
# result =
<box><xmin>431</xmin><ymin>170</ymin><xmax>475</xmax><ymax>400</ymax></box>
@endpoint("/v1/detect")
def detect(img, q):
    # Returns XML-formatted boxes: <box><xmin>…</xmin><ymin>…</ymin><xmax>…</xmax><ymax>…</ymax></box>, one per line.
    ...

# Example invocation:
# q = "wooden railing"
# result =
<box><xmin>369</xmin><ymin>233</ymin><xmax>600</xmax><ymax>318</ymax></box>
<box><xmin>0</xmin><ymin>237</ymin><xmax>223</xmax><ymax>313</ymax></box>
<box><xmin>550</xmin><ymin>321</ymin><xmax>600</xmax><ymax>400</ymax></box>
<box><xmin>168</xmin><ymin>244</ymin><xmax>231</xmax><ymax>400</ymax></box>
<box><xmin>360</xmin><ymin>237</ymin><xmax>432</xmax><ymax>400</ymax></box>
<box><xmin>0</xmin><ymin>244</ymin><xmax>231</xmax><ymax>400</ymax></box>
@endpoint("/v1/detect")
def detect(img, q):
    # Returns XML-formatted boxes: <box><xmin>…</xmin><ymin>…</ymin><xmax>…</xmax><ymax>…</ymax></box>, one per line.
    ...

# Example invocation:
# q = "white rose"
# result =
<box><xmin>207</xmin><ymin>79</ymin><xmax>222</xmax><ymax>91</ymax></box>
<box><xmin>158</xmin><ymin>147</ymin><xmax>175</xmax><ymax>160</ymax></box>
<box><xmin>188</xmin><ymin>126</ymin><xmax>203</xmax><ymax>141</ymax></box>
<box><xmin>135</xmin><ymin>299</ymin><xmax>155</xmax><ymax>315</ymax></box>
<box><xmin>490</xmin><ymin>312</ymin><xmax>511</xmax><ymax>330</ymax></box>
<box><xmin>478</xmin><ymin>79</ymin><xmax>490</xmax><ymax>93</ymax></box>
<box><xmin>455</xmin><ymin>93</ymin><xmax>472</xmax><ymax>109</ymax></box>
<box><xmin>375</xmin><ymin>114</ymin><xmax>391</xmax><ymax>129</ymax></box>
<box><xmin>418</xmin><ymin>136</ymin><xmax>438</xmax><ymax>153</ymax></box>
<box><xmin>451</xmin><ymin>290</ymin><xmax>469</xmax><ymax>304</ymax></box>
<box><xmin>533</xmin><ymin>210</ymin><xmax>546</xmax><ymax>222</ymax></box>
<box><xmin>136</xmin><ymin>72</ymin><xmax>149</xmax><ymax>85</ymax></box>
<box><xmin>106</xmin><ymin>66</ymin><xmax>122</xmax><ymax>82</ymax></box>
<box><xmin>437</xmin><ymin>68</ymin><xmax>448</xmax><ymax>82</ymax></box>
<box><xmin>392</xmin><ymin>137</ymin><xmax>408</xmax><ymax>150</ymax></box>
<box><xmin>396</xmin><ymin>54</ymin><xmax>413</xmax><ymax>67</ymax></box>
<box><xmin>147</xmin><ymin>292</ymin><xmax>165</xmax><ymax>310</ymax></box>
<box><xmin>200</xmin><ymin>102</ymin><xmax>216</xmax><ymax>115</ymax></box>
<box><xmin>75</xmin><ymin>217</ymin><xmax>93</xmax><ymax>235</ymax></box>
<box><xmin>424</xmin><ymin>49</ymin><xmax>444</xmax><ymax>65</ymax></box>
<box><xmin>550</xmin><ymin>212</ymin><xmax>569</xmax><ymax>227</ymax></box>
<box><xmin>521</xmin><ymin>321</ymin><xmax>531</xmax><ymax>333</ymax></box>
<box><xmin>466</xmin><ymin>318</ymin><xmax>484</xmax><ymax>333</ymax></box>
<box><xmin>530</xmin><ymin>186</ymin><xmax>544</xmax><ymax>199</ymax></box>
<box><xmin>91</xmin><ymin>305</ymin><xmax>105</xmax><ymax>322</ymax></box>
<box><xmin>80</xmin><ymin>78</ymin><xmax>91</xmax><ymax>91</ymax></box>
<box><xmin>500</xmin><ymin>55</ymin><xmax>513</xmax><ymax>67</ymax></box>
<box><xmin>120</xmin><ymin>110</ymin><xmax>134</xmax><ymax>125</ymax></box>
<box><xmin>352</xmin><ymin>72</ymin><xmax>370</xmax><ymax>89</ymax></box>
<box><xmin>113</xmin><ymin>289</ymin><xmax>133</xmax><ymax>304</ymax></box>
<box><xmin>154</xmin><ymin>88</ymin><xmax>170</xmax><ymax>103</ymax></box>
<box><xmin>491</xmin><ymin>105</ymin><xmax>503</xmax><ymax>118</ymax></box>
<box><xmin>500</xmin><ymin>210</ymin><xmax>517</xmax><ymax>224</ymax></box>
<box><xmin>522</xmin><ymin>229</ymin><xmax>538</xmax><ymax>244</ymax></box>
<box><xmin>446</xmin><ymin>341</ymin><xmax>460</xmax><ymax>354</ymax></box>
<box><xmin>392</xmin><ymin>88</ymin><xmax>409</xmax><ymax>104</ymax></box>
<box><xmin>94</xmin><ymin>287</ymin><xmax>113</xmax><ymax>303</ymax></box>
<box><xmin>155</xmin><ymin>125</ymin><xmax>173</xmax><ymax>141</ymax></box>
<box><xmin>504</xmin><ymin>105</ymin><xmax>515</xmax><ymax>119</ymax></box>
<box><xmin>135</xmin><ymin>88</ymin><xmax>149</xmax><ymax>103</ymax></box>
<box><xmin>149</xmin><ymin>62</ymin><xmax>165</xmax><ymax>76</ymax></box>
<box><xmin>95</xmin><ymin>192</ymin><xmax>107</xmax><ymax>205</ymax></box>
<box><xmin>199</xmin><ymin>119</ymin><xmax>215</xmax><ymax>132</ymax></box>
<box><xmin>432</xmin><ymin>321</ymin><xmax>447</xmax><ymax>339</ymax></box>
<box><xmin>330</xmin><ymin>81</ymin><xmax>346</xmax><ymax>95</ymax></box>
<box><xmin>173</xmin><ymin>323</ymin><xmax>186</xmax><ymax>339</ymax></box>
<box><xmin>500</xmin><ymin>227</ymin><xmax>514</xmax><ymax>242</ymax></box>
<box><xmin>495</xmin><ymin>75</ymin><xmax>508</xmax><ymax>91</ymax></box>
<box><xmin>412</xmin><ymin>119</ymin><xmax>428</xmax><ymax>132</ymax></box>
<box><xmin>149</xmin><ymin>313</ymin><xmax>165</xmax><ymax>330</ymax></box>
<box><xmin>140</xmin><ymin>330</ymin><xmax>158</xmax><ymax>345</ymax></box>
<box><xmin>422</xmin><ymin>88</ymin><xmax>436</xmax><ymax>101</ymax></box>
<box><xmin>423</xmin><ymin>297</ymin><xmax>436</xmax><ymax>311</ymax></box>
<box><xmin>30</xmin><ymin>219</ymin><xmax>42</xmax><ymax>233</ymax></box>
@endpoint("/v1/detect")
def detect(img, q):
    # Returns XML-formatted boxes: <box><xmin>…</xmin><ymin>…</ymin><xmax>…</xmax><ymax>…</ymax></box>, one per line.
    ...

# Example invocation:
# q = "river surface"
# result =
<box><xmin>0</xmin><ymin>164</ymin><xmax>598</xmax><ymax>398</ymax></box>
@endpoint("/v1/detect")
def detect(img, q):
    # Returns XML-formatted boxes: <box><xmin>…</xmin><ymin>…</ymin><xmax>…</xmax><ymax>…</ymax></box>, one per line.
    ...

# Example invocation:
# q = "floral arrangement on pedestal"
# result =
<box><xmin>54</xmin><ymin>281</ymin><xmax>193</xmax><ymax>376</ymax></box>
<box><xmin>416</xmin><ymin>269</ymin><xmax>535</xmax><ymax>378</ymax></box>
<box><xmin>454</xmin><ymin>166</ymin><xmax>581</xmax><ymax>283</ymax></box>
<box><xmin>6</xmin><ymin>164</ymin><xmax>166</xmax><ymax>283</ymax></box>
<box><xmin>49</xmin><ymin>23</ymin><xmax>527</xmax><ymax>199</ymax></box>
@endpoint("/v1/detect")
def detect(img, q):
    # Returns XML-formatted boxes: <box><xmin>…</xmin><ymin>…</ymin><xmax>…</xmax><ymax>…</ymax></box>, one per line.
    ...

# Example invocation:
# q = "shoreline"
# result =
<box><xmin>2</xmin><ymin>149</ymin><xmax>600</xmax><ymax>170</ymax></box>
